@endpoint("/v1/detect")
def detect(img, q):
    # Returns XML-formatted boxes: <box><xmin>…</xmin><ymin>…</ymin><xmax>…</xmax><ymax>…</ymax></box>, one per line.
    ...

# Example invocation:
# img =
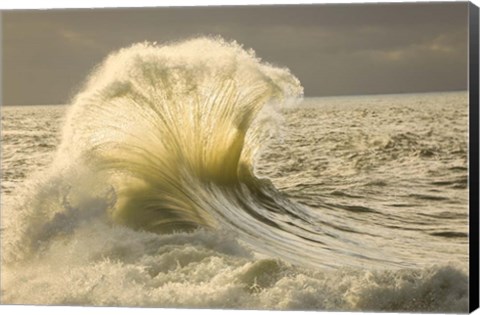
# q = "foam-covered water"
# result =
<box><xmin>0</xmin><ymin>38</ymin><xmax>469</xmax><ymax>312</ymax></box>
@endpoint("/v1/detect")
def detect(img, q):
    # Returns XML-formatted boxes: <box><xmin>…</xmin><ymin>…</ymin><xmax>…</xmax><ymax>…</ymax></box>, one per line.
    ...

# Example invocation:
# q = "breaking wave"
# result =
<box><xmin>1</xmin><ymin>37</ymin><xmax>468</xmax><ymax>312</ymax></box>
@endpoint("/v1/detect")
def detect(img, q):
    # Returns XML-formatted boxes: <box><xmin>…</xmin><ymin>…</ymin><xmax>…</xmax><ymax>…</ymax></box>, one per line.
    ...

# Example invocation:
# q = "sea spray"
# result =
<box><xmin>56</xmin><ymin>37</ymin><xmax>303</xmax><ymax>232</ymax></box>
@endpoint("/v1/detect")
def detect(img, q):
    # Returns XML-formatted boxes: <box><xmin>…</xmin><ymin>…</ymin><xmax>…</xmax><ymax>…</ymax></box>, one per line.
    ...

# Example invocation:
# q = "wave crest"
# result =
<box><xmin>56</xmin><ymin>37</ymin><xmax>303</xmax><ymax>233</ymax></box>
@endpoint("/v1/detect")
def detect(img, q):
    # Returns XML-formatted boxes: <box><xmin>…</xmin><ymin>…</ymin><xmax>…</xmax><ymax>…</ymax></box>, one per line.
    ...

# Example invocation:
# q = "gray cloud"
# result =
<box><xmin>2</xmin><ymin>2</ymin><xmax>468</xmax><ymax>105</ymax></box>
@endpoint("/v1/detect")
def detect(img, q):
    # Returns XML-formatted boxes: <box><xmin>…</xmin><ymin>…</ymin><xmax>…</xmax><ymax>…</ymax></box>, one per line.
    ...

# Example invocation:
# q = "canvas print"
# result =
<box><xmin>1</xmin><ymin>2</ymin><xmax>476</xmax><ymax>313</ymax></box>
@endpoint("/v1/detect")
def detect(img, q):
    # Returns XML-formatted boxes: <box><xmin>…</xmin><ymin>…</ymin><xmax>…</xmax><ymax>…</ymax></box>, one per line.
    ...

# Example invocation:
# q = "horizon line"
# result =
<box><xmin>1</xmin><ymin>89</ymin><xmax>468</xmax><ymax>107</ymax></box>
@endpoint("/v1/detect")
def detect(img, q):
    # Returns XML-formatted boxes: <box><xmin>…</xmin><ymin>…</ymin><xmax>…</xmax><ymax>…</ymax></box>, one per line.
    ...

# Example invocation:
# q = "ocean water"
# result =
<box><xmin>0</xmin><ymin>38</ymin><xmax>469</xmax><ymax>312</ymax></box>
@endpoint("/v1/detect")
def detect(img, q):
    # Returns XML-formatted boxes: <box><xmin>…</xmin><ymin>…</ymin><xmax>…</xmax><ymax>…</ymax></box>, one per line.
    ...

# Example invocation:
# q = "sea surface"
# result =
<box><xmin>0</xmin><ymin>39</ymin><xmax>470</xmax><ymax>312</ymax></box>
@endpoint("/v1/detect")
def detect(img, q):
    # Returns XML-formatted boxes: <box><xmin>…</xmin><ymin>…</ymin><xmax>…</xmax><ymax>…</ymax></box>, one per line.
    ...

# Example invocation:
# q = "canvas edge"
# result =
<box><xmin>469</xmin><ymin>1</ymin><xmax>480</xmax><ymax>313</ymax></box>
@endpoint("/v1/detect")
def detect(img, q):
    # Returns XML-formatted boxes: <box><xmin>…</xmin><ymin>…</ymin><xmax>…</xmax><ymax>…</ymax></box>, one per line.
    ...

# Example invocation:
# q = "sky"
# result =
<box><xmin>2</xmin><ymin>2</ymin><xmax>469</xmax><ymax>105</ymax></box>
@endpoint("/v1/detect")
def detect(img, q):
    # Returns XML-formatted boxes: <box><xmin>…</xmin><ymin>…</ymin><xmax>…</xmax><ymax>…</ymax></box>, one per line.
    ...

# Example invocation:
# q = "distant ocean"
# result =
<box><xmin>0</xmin><ymin>38</ymin><xmax>469</xmax><ymax>312</ymax></box>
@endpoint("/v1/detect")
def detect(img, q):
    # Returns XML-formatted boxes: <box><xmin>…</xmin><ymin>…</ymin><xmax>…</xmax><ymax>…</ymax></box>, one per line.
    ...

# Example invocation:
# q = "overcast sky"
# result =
<box><xmin>2</xmin><ymin>2</ymin><xmax>469</xmax><ymax>105</ymax></box>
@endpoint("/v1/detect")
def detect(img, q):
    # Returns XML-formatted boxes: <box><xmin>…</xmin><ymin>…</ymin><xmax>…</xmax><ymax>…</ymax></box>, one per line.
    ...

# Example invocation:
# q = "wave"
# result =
<box><xmin>3</xmin><ymin>36</ymin><xmax>388</xmax><ymax>269</ymax></box>
<box><xmin>60</xmin><ymin>36</ymin><xmax>303</xmax><ymax>230</ymax></box>
<box><xmin>1</xmin><ymin>37</ymin><xmax>469</xmax><ymax>311</ymax></box>
<box><xmin>0</xmin><ymin>37</ymin><xmax>459</xmax><ymax>267</ymax></box>
<box><xmin>4</xmin><ymin>37</ymin><xmax>302</xmax><ymax>260</ymax></box>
